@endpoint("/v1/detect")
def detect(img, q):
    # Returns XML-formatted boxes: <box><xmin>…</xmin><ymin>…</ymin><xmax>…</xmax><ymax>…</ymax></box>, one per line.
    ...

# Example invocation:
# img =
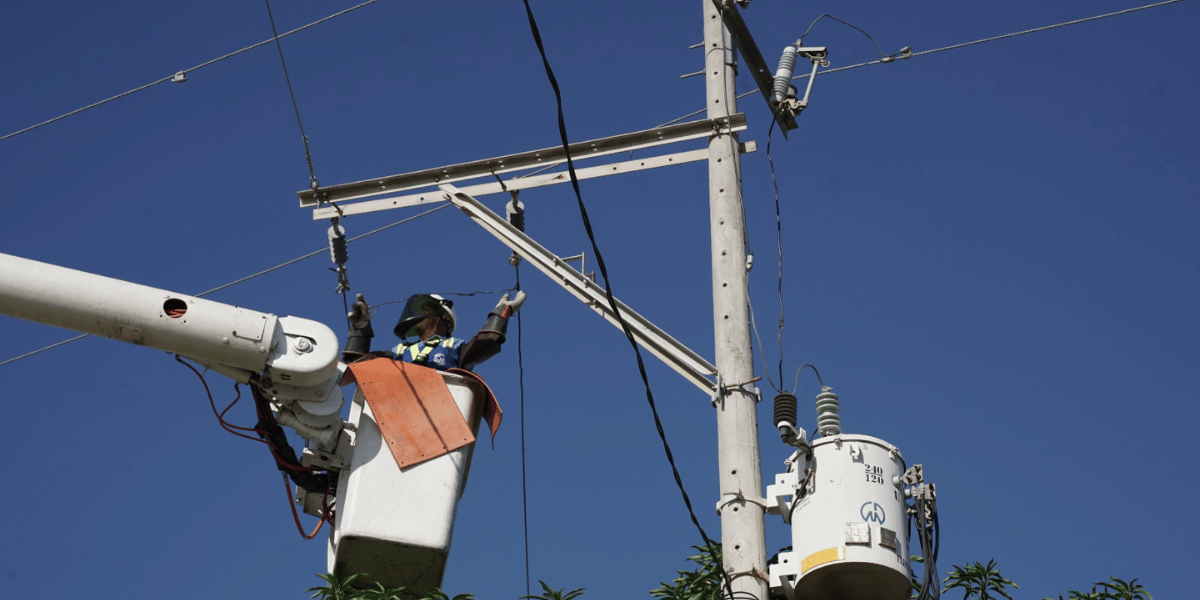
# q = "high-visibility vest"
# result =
<box><xmin>393</xmin><ymin>336</ymin><xmax>461</xmax><ymax>367</ymax></box>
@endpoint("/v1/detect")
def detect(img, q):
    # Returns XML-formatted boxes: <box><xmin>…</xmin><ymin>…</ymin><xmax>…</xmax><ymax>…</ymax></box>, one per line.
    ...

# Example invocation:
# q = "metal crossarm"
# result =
<box><xmin>311</xmin><ymin>143</ymin><xmax>757</xmax><ymax>220</ymax></box>
<box><xmin>300</xmin><ymin>115</ymin><xmax>747</xmax><ymax>210</ymax></box>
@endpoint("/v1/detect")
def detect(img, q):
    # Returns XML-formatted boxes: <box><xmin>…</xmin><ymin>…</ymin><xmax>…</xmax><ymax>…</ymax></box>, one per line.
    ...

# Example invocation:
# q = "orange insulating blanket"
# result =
<box><xmin>343</xmin><ymin>359</ymin><xmax>502</xmax><ymax>469</ymax></box>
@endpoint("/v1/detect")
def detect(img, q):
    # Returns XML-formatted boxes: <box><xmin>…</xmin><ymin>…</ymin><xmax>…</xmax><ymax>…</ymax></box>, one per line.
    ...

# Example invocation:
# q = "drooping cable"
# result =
<box><xmin>791</xmin><ymin>363</ymin><xmax>823</xmax><ymax>393</ymax></box>
<box><xmin>176</xmin><ymin>355</ymin><xmax>269</xmax><ymax>443</ymax></box>
<box><xmin>797</xmin><ymin>14</ymin><xmax>890</xmax><ymax>56</ymax></box>
<box><xmin>367</xmin><ymin>287</ymin><xmax>519</xmax><ymax>312</ymax></box>
<box><xmin>514</xmin><ymin>264</ymin><xmax>531</xmax><ymax>597</ymax></box>
<box><xmin>1</xmin><ymin>0</ymin><xmax>387</xmax><ymax>142</ymax></box>
<box><xmin>282</xmin><ymin>472</ymin><xmax>330</xmax><ymax>540</ymax></box>
<box><xmin>517</xmin><ymin>2</ymin><xmax>729</xmax><ymax>597</ymax></box>
<box><xmin>176</xmin><ymin>355</ymin><xmax>331</xmax><ymax>538</ymax></box>
<box><xmin>764</xmin><ymin>119</ymin><xmax>785</xmax><ymax>390</ymax></box>
<box><xmin>0</xmin><ymin>204</ymin><xmax>451</xmax><ymax>367</ymax></box>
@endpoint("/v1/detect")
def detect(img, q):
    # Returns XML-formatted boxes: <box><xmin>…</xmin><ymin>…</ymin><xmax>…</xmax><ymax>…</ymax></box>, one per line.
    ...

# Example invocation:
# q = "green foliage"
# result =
<box><xmin>419</xmin><ymin>590</ymin><xmax>476</xmax><ymax>600</ymax></box>
<box><xmin>1095</xmin><ymin>577</ymin><xmax>1153</xmax><ymax>600</ymax></box>
<box><xmin>943</xmin><ymin>560</ymin><xmax>1019</xmax><ymax>600</ymax></box>
<box><xmin>358</xmin><ymin>581</ymin><xmax>410</xmax><ymax>600</ymax></box>
<box><xmin>309</xmin><ymin>573</ymin><xmax>366</xmax><ymax>600</ymax></box>
<box><xmin>308</xmin><ymin>573</ymin><xmax>472</xmax><ymax>600</ymax></box>
<box><xmin>649</xmin><ymin>544</ymin><xmax>725</xmax><ymax>600</ymax></box>
<box><xmin>1043</xmin><ymin>577</ymin><xmax>1153</xmax><ymax>600</ymax></box>
<box><xmin>520</xmin><ymin>580</ymin><xmax>586</xmax><ymax>600</ymax></box>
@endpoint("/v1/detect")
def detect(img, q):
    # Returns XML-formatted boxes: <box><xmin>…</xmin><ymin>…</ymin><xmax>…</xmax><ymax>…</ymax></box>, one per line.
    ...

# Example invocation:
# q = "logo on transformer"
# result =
<box><xmin>860</xmin><ymin>501</ymin><xmax>886</xmax><ymax>524</ymax></box>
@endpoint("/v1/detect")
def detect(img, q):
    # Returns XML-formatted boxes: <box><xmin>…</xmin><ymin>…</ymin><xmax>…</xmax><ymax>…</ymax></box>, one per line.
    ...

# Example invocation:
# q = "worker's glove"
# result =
<box><xmin>342</xmin><ymin>293</ymin><xmax>375</xmax><ymax>362</ymax></box>
<box><xmin>479</xmin><ymin>291</ymin><xmax>527</xmax><ymax>341</ymax></box>
<box><xmin>491</xmin><ymin>290</ymin><xmax>527</xmax><ymax>318</ymax></box>
<box><xmin>347</xmin><ymin>293</ymin><xmax>371</xmax><ymax>328</ymax></box>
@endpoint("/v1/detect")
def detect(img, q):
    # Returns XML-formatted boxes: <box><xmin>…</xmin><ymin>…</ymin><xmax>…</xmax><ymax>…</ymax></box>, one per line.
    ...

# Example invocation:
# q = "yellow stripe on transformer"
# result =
<box><xmin>801</xmin><ymin>547</ymin><xmax>845</xmax><ymax>573</ymax></box>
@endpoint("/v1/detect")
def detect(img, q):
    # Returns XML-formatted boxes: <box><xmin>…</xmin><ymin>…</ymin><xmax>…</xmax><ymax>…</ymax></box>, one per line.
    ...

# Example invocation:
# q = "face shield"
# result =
<box><xmin>393</xmin><ymin>294</ymin><xmax>456</xmax><ymax>339</ymax></box>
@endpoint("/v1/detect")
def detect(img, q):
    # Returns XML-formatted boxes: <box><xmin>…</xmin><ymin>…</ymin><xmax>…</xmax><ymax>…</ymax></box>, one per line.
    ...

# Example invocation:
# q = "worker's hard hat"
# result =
<box><xmin>394</xmin><ymin>294</ymin><xmax>456</xmax><ymax>338</ymax></box>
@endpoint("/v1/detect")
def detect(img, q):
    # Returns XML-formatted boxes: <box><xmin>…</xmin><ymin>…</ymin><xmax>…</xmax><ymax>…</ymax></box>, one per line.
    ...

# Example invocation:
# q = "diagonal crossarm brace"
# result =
<box><xmin>438</xmin><ymin>184</ymin><xmax>719</xmax><ymax>395</ymax></box>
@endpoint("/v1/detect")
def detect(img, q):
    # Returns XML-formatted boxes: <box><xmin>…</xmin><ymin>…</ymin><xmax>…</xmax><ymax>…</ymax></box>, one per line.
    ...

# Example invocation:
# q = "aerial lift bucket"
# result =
<box><xmin>330</xmin><ymin>362</ymin><xmax>486</xmax><ymax>593</ymax></box>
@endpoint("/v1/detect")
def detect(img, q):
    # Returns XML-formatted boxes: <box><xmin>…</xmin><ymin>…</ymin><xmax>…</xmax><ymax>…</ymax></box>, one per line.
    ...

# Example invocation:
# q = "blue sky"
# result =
<box><xmin>1</xmin><ymin>1</ymin><xmax>1197</xmax><ymax>599</ymax></box>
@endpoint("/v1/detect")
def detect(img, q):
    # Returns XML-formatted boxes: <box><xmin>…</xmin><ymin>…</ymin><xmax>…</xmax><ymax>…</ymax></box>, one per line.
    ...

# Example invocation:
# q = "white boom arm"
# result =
<box><xmin>0</xmin><ymin>252</ymin><xmax>345</xmax><ymax>444</ymax></box>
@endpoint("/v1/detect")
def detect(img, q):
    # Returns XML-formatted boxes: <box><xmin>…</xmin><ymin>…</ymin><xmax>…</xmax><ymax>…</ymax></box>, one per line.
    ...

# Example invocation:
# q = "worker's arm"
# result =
<box><xmin>459</xmin><ymin>291</ymin><xmax>527</xmax><ymax>371</ymax></box>
<box><xmin>342</xmin><ymin>293</ymin><xmax>378</xmax><ymax>362</ymax></box>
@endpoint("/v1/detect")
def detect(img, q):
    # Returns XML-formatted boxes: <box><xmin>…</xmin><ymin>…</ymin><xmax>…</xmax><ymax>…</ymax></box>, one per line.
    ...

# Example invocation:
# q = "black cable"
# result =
<box><xmin>791</xmin><ymin>363</ymin><xmax>824</xmax><ymax>394</ymax></box>
<box><xmin>515</xmin><ymin>263</ymin><xmax>531</xmax><ymax>598</ymax></box>
<box><xmin>765</xmin><ymin>118</ymin><xmax>785</xmax><ymax>391</ymax></box>
<box><xmin>798</xmin><ymin>14</ymin><xmax>890</xmax><ymax>57</ymax></box>
<box><xmin>517</xmin><ymin>2</ymin><xmax>730</xmax><ymax>597</ymax></box>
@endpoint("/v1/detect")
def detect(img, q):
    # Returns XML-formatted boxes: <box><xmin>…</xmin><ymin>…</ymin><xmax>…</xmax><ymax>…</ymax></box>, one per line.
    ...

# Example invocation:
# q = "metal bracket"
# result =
<box><xmin>894</xmin><ymin>464</ymin><xmax>924</xmax><ymax>488</ymax></box>
<box><xmin>710</xmin><ymin>373</ymin><xmax>725</xmax><ymax>408</ymax></box>
<box><xmin>710</xmin><ymin>0</ymin><xmax>797</xmax><ymax>134</ymax></box>
<box><xmin>727</xmin><ymin>567</ymin><xmax>771</xmax><ymax>583</ymax></box>
<box><xmin>716</xmin><ymin>489</ymin><xmax>769</xmax><ymax>515</ymax></box>
<box><xmin>772</xmin><ymin>569</ymin><xmax>797</xmax><ymax>600</ymax></box>
<box><xmin>765</xmin><ymin>469</ymin><xmax>800</xmax><ymax>523</ymax></box>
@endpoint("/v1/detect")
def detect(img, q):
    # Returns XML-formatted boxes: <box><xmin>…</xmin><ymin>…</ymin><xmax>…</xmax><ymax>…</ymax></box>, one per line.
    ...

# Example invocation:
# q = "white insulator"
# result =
<box><xmin>328</xmin><ymin>222</ymin><xmax>349</xmax><ymax>265</ymax></box>
<box><xmin>772</xmin><ymin>46</ymin><xmax>798</xmax><ymax>103</ymax></box>
<box><xmin>815</xmin><ymin>386</ymin><xmax>841</xmax><ymax>436</ymax></box>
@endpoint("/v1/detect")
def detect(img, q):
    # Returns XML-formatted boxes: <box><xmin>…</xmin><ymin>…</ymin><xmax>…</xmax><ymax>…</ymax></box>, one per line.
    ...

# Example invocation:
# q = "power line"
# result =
<box><xmin>0</xmin><ymin>0</ymin><xmax>386</xmax><ymax>142</ymax></box>
<box><xmin>782</xmin><ymin>0</ymin><xmax>1192</xmax><ymax>84</ymax></box>
<box><xmin>263</xmin><ymin>0</ymin><xmax>321</xmax><ymax>191</ymax></box>
<box><xmin>658</xmin><ymin>0</ymin><xmax>1190</xmax><ymax>129</ymax></box>
<box><xmin>0</xmin><ymin>203</ymin><xmax>451</xmax><ymax>367</ymax></box>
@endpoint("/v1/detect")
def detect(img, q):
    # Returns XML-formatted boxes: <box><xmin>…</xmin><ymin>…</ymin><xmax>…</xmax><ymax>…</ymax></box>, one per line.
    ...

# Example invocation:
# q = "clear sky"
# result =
<box><xmin>1</xmin><ymin>1</ymin><xmax>1197</xmax><ymax>599</ymax></box>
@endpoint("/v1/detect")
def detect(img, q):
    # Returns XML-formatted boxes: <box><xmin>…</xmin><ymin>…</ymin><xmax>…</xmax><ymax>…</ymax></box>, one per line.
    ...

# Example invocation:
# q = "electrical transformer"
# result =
<box><xmin>768</xmin><ymin>388</ymin><xmax>938</xmax><ymax>600</ymax></box>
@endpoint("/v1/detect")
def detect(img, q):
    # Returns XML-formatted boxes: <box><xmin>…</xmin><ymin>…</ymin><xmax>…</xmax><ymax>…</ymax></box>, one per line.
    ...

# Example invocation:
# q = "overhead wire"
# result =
<box><xmin>796</xmin><ymin>14</ymin><xmax>890</xmax><ymax>56</ymax></box>
<box><xmin>691</xmin><ymin>0</ymin><xmax>1192</xmax><ymax>398</ymax></box>
<box><xmin>779</xmin><ymin>0</ymin><xmax>1193</xmax><ymax>85</ymax></box>
<box><xmin>0</xmin><ymin>204</ymin><xmax>452</xmax><ymax>367</ymax></box>
<box><xmin>514</xmin><ymin>264</ymin><xmax>531</xmax><ymax>598</ymax></box>
<box><xmin>517</xmin><ymin>1</ymin><xmax>729</xmax><ymax>596</ymax></box>
<box><xmin>656</xmin><ymin>0</ymin><xmax>1191</xmax><ymax>130</ymax></box>
<box><xmin>1</xmin><ymin>0</ymin><xmax>387</xmax><ymax>142</ymax></box>
<box><xmin>263</xmin><ymin>0</ymin><xmax>321</xmax><ymax>192</ymax></box>
<box><xmin>764</xmin><ymin>119</ymin><xmax>785</xmax><ymax>391</ymax></box>
<box><xmin>367</xmin><ymin>286</ymin><xmax>519</xmax><ymax>311</ymax></box>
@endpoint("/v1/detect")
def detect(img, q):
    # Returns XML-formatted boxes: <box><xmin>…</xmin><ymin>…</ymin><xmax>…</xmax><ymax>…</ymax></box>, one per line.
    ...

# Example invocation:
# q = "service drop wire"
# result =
<box><xmin>765</xmin><ymin>117</ymin><xmax>787</xmax><ymax>391</ymax></box>
<box><xmin>514</xmin><ymin>262</ymin><xmax>531</xmax><ymax>598</ymax></box>
<box><xmin>518</xmin><ymin>1</ymin><xmax>729</xmax><ymax>597</ymax></box>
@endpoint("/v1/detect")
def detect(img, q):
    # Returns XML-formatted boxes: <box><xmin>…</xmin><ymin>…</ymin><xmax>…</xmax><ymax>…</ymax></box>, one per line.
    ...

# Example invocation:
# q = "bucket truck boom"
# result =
<box><xmin>0</xmin><ymin>252</ymin><xmax>346</xmax><ymax>444</ymax></box>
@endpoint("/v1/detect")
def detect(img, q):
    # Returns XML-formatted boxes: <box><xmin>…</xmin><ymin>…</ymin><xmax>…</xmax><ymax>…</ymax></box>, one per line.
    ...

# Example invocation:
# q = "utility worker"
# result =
<box><xmin>342</xmin><ymin>291</ymin><xmax>527</xmax><ymax>371</ymax></box>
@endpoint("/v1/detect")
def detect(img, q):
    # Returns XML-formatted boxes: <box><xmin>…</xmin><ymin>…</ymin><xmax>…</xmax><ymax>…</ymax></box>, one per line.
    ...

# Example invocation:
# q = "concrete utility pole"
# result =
<box><xmin>704</xmin><ymin>2</ymin><xmax>768</xmax><ymax>599</ymax></box>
